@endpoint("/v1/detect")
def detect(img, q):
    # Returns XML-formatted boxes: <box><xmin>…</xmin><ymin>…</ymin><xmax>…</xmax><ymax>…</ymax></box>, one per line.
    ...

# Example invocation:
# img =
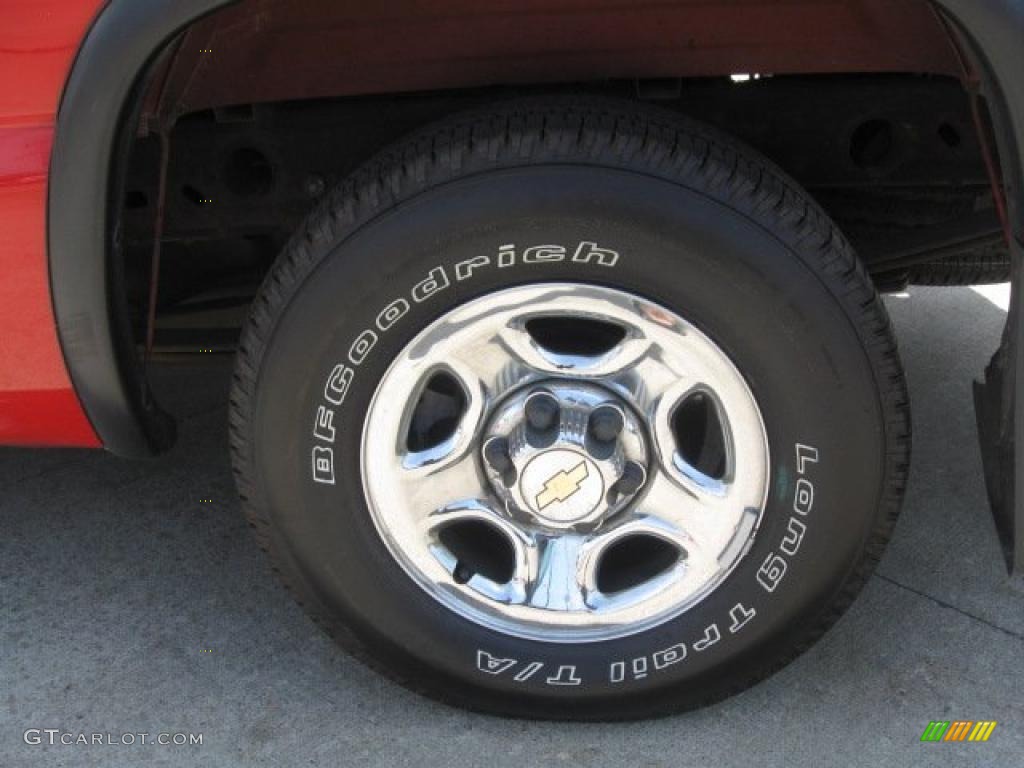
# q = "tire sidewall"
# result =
<box><xmin>249</xmin><ymin>166</ymin><xmax>886</xmax><ymax>709</ymax></box>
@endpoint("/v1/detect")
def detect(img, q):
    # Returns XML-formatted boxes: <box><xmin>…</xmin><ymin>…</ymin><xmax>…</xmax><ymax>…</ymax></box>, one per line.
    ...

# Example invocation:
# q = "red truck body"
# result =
<box><xmin>0</xmin><ymin>0</ymin><xmax>100</xmax><ymax>446</ymax></box>
<box><xmin>0</xmin><ymin>0</ymin><xmax>968</xmax><ymax>450</ymax></box>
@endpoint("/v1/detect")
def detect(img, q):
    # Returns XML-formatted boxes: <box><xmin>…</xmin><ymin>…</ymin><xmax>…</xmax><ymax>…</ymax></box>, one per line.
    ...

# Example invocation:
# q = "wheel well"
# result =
<box><xmin>51</xmin><ymin>0</ymin><xmax>1013</xmax><ymax>455</ymax></box>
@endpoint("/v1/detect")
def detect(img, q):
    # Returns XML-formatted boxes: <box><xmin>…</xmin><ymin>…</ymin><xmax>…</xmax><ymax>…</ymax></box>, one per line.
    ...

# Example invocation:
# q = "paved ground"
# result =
<box><xmin>2</xmin><ymin>285</ymin><xmax>1023</xmax><ymax>767</ymax></box>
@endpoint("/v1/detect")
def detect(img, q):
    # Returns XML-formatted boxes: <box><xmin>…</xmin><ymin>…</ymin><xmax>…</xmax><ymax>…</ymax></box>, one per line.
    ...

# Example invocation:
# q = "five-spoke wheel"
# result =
<box><xmin>363</xmin><ymin>284</ymin><xmax>769</xmax><ymax>641</ymax></box>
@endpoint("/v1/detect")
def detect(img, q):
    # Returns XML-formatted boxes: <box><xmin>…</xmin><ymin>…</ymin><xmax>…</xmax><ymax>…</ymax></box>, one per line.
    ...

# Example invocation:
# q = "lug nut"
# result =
<box><xmin>483</xmin><ymin>436</ymin><xmax>512</xmax><ymax>473</ymax></box>
<box><xmin>615</xmin><ymin>461</ymin><xmax>647</xmax><ymax>496</ymax></box>
<box><xmin>525</xmin><ymin>391</ymin><xmax>560</xmax><ymax>431</ymax></box>
<box><xmin>588</xmin><ymin>405</ymin><xmax>624</xmax><ymax>443</ymax></box>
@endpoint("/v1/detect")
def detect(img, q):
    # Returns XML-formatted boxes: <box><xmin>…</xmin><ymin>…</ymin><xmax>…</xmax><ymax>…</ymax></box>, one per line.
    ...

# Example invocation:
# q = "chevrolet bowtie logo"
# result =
<box><xmin>536</xmin><ymin>461</ymin><xmax>589</xmax><ymax>510</ymax></box>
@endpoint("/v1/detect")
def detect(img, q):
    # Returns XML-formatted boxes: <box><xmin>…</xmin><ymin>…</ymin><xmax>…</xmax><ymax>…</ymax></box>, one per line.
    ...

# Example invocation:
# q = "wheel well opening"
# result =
<box><xmin>85</xmin><ymin>0</ymin><xmax>1000</xmax><ymax>449</ymax></box>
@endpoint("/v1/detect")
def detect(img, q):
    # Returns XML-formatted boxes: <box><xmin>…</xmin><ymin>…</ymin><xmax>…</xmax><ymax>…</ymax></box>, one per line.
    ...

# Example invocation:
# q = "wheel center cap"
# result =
<box><xmin>520</xmin><ymin>449</ymin><xmax>604</xmax><ymax>523</ymax></box>
<box><xmin>481</xmin><ymin>380</ymin><xmax>649</xmax><ymax>529</ymax></box>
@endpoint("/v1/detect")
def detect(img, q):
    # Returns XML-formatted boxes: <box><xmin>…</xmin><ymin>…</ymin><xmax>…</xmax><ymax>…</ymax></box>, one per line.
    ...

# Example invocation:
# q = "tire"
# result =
<box><xmin>229</xmin><ymin>97</ymin><xmax>910</xmax><ymax>720</ymax></box>
<box><xmin>906</xmin><ymin>238</ymin><xmax>1011</xmax><ymax>286</ymax></box>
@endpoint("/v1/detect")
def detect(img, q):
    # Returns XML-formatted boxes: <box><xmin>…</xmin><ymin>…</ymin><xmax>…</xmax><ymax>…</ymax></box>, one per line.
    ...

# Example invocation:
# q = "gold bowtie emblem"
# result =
<box><xmin>536</xmin><ymin>461</ymin><xmax>589</xmax><ymax>510</ymax></box>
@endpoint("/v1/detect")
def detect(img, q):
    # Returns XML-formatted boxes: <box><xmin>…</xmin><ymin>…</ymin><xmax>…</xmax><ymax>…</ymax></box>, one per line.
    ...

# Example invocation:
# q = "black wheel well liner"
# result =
<box><xmin>936</xmin><ymin>1</ymin><xmax>1024</xmax><ymax>579</ymax></box>
<box><xmin>46</xmin><ymin>0</ymin><xmax>1024</xmax><ymax>458</ymax></box>
<box><xmin>48</xmin><ymin>0</ymin><xmax>237</xmax><ymax>457</ymax></box>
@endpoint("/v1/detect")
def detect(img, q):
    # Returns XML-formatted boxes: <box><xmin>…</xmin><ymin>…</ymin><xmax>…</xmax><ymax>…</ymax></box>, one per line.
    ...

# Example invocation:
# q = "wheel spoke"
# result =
<box><xmin>631</xmin><ymin>470</ymin><xmax>726</xmax><ymax>553</ymax></box>
<box><xmin>399</xmin><ymin>449</ymin><xmax>489</xmax><ymax>521</ymax></box>
<box><xmin>424</xmin><ymin>500</ymin><xmax>539</xmax><ymax>604</ymax></box>
<box><xmin>525</xmin><ymin>534</ymin><xmax>594</xmax><ymax>612</ymax></box>
<box><xmin>603</xmin><ymin>340</ymin><xmax>698</xmax><ymax>412</ymax></box>
<box><xmin>445</xmin><ymin>329</ymin><xmax>544</xmax><ymax>398</ymax></box>
<box><xmin>618</xmin><ymin>469</ymin><xmax>760</xmax><ymax>581</ymax></box>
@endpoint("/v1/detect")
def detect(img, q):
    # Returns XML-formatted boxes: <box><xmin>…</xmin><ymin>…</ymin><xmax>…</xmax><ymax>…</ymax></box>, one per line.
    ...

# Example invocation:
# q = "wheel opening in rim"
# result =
<box><xmin>438</xmin><ymin>519</ymin><xmax>516</xmax><ymax>585</ymax></box>
<box><xmin>525</xmin><ymin>316</ymin><xmax>627</xmax><ymax>358</ymax></box>
<box><xmin>596</xmin><ymin>535</ymin><xmax>681</xmax><ymax>594</ymax></box>
<box><xmin>406</xmin><ymin>371</ymin><xmax>467</xmax><ymax>453</ymax></box>
<box><xmin>672</xmin><ymin>391</ymin><xmax>728</xmax><ymax>480</ymax></box>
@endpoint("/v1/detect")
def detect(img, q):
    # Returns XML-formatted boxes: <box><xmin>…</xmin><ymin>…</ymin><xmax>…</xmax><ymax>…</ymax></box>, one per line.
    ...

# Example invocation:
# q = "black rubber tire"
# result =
<box><xmin>229</xmin><ymin>97</ymin><xmax>910</xmax><ymax>720</ymax></box>
<box><xmin>906</xmin><ymin>238</ymin><xmax>1011</xmax><ymax>286</ymax></box>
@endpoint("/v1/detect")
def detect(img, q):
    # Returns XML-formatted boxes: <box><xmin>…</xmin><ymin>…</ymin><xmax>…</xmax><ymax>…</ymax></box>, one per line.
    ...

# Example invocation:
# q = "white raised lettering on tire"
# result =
<box><xmin>310</xmin><ymin>243</ymin><xmax>620</xmax><ymax>484</ymax></box>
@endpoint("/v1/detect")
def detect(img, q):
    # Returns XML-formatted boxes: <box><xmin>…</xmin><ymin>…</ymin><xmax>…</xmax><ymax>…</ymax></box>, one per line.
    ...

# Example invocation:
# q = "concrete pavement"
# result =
<box><xmin>1</xmin><ymin>285</ymin><xmax>1022</xmax><ymax>767</ymax></box>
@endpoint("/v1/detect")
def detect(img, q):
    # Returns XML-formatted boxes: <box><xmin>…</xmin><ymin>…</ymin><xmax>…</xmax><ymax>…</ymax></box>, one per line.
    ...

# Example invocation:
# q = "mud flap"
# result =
<box><xmin>974</xmin><ymin>237</ymin><xmax>1024</xmax><ymax>585</ymax></box>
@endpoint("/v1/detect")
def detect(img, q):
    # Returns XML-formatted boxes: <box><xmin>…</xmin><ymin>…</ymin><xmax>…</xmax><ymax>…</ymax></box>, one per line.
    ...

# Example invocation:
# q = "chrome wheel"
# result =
<box><xmin>361</xmin><ymin>283</ymin><xmax>769</xmax><ymax>642</ymax></box>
